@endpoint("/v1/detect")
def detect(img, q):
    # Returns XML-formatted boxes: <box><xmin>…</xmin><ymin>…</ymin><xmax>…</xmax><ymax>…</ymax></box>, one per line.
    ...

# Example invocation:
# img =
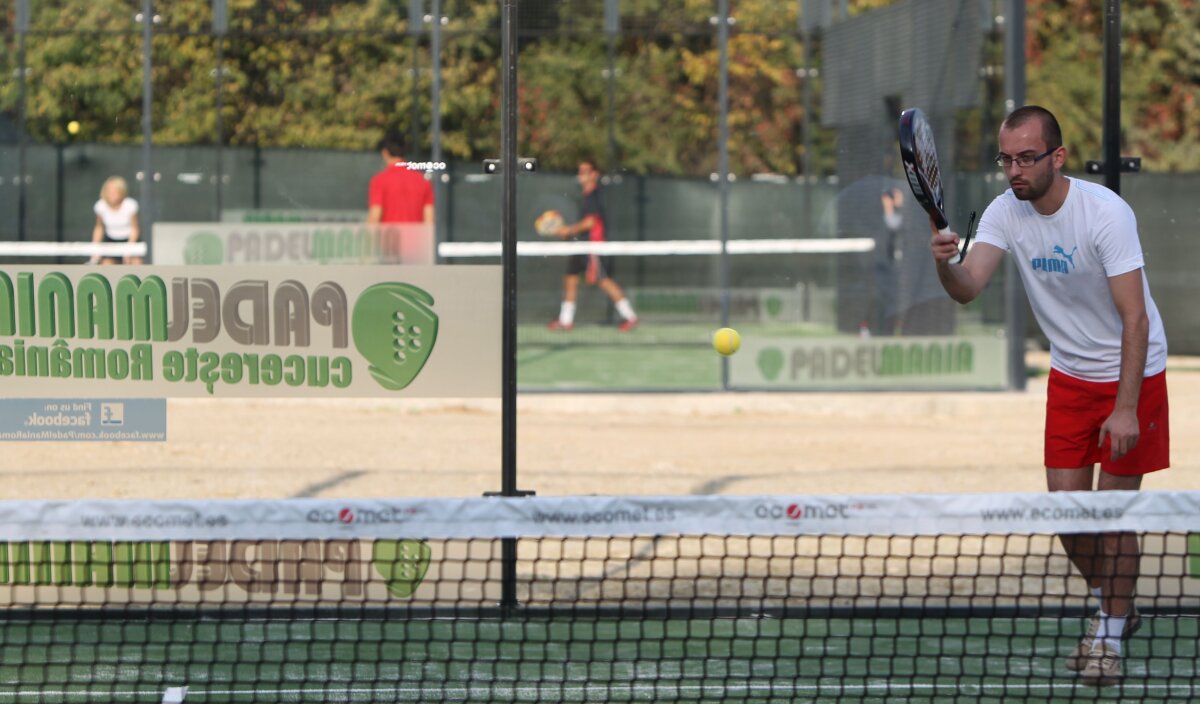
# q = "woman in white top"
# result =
<box><xmin>90</xmin><ymin>176</ymin><xmax>141</xmax><ymax>264</ymax></box>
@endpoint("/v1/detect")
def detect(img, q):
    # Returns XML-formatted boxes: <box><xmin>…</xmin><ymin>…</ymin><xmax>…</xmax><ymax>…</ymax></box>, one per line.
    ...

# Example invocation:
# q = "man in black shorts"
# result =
<box><xmin>547</xmin><ymin>159</ymin><xmax>639</xmax><ymax>331</ymax></box>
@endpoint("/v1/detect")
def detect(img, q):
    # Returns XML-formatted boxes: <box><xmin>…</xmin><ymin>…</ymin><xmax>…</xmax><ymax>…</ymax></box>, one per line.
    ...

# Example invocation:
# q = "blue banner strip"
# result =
<box><xmin>0</xmin><ymin>399</ymin><xmax>166</xmax><ymax>442</ymax></box>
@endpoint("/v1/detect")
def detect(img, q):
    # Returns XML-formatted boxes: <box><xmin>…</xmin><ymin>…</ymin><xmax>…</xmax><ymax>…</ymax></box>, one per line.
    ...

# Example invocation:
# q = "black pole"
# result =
<box><xmin>409</xmin><ymin>0</ymin><xmax>422</xmax><ymax>157</ymax></box>
<box><xmin>252</xmin><ymin>144</ymin><xmax>262</xmax><ymax>208</ymax></box>
<box><xmin>15</xmin><ymin>0</ymin><xmax>28</xmax><ymax>242</ymax></box>
<box><xmin>499</xmin><ymin>0</ymin><xmax>520</xmax><ymax>613</ymax></box>
<box><xmin>431</xmin><ymin>0</ymin><xmax>444</xmax><ymax>258</ymax></box>
<box><xmin>214</xmin><ymin>42</ymin><xmax>225</xmax><ymax>219</ymax></box>
<box><xmin>55</xmin><ymin>145</ymin><xmax>64</xmax><ymax>244</ymax></box>
<box><xmin>1003</xmin><ymin>0</ymin><xmax>1027</xmax><ymax>391</ymax></box>
<box><xmin>716</xmin><ymin>0</ymin><xmax>731</xmax><ymax>389</ymax></box>
<box><xmin>410</xmin><ymin>38</ymin><xmax>420</xmax><ymax>155</ymax></box>
<box><xmin>431</xmin><ymin>0</ymin><xmax>443</xmax><ymax>153</ymax></box>
<box><xmin>1101</xmin><ymin>0</ymin><xmax>1121</xmax><ymax>194</ymax></box>
<box><xmin>800</xmin><ymin>1</ymin><xmax>813</xmax><ymax>241</ymax></box>
<box><xmin>213</xmin><ymin>0</ymin><xmax>228</xmax><ymax>220</ymax></box>
<box><xmin>141</xmin><ymin>3</ymin><xmax>154</xmax><ymax>209</ymax></box>
<box><xmin>605</xmin><ymin>0</ymin><xmax>618</xmax><ymax>170</ymax></box>
<box><xmin>605</xmin><ymin>38</ymin><xmax>618</xmax><ymax>172</ymax></box>
<box><xmin>140</xmin><ymin>0</ymin><xmax>155</xmax><ymax>255</ymax></box>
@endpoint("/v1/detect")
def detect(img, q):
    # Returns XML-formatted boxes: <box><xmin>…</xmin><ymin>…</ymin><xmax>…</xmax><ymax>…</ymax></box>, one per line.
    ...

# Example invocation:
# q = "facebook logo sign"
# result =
<box><xmin>100</xmin><ymin>403</ymin><xmax>125</xmax><ymax>426</ymax></box>
<box><xmin>0</xmin><ymin>399</ymin><xmax>166</xmax><ymax>441</ymax></box>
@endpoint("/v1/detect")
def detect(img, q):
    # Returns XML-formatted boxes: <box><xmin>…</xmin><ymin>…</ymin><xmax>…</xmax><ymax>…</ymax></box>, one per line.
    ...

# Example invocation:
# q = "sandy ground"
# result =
<box><xmin>4</xmin><ymin>353</ymin><xmax>1197</xmax><ymax>501</ymax></box>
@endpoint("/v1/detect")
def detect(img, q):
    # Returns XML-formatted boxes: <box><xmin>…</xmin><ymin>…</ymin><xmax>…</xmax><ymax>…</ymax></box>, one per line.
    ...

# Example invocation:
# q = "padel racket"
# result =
<box><xmin>899</xmin><ymin>108</ymin><xmax>969</xmax><ymax>261</ymax></box>
<box><xmin>533</xmin><ymin>209</ymin><xmax>564</xmax><ymax>237</ymax></box>
<box><xmin>898</xmin><ymin>108</ymin><xmax>948</xmax><ymax>231</ymax></box>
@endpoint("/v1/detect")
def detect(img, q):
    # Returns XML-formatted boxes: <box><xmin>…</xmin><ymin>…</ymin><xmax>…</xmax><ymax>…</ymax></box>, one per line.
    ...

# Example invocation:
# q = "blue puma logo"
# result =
<box><xmin>1032</xmin><ymin>244</ymin><xmax>1077</xmax><ymax>275</ymax></box>
<box><xmin>1052</xmin><ymin>245</ymin><xmax>1078</xmax><ymax>270</ymax></box>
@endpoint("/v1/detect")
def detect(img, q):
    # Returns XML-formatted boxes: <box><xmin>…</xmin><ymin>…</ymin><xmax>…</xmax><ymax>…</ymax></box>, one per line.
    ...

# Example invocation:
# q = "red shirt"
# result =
<box><xmin>368</xmin><ymin>162</ymin><xmax>434</xmax><ymax>223</ymax></box>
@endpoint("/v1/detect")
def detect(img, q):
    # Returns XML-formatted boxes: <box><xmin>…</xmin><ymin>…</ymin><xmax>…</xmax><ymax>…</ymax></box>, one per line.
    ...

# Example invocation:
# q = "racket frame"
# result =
<box><xmin>898</xmin><ymin>107</ymin><xmax>951</xmax><ymax>236</ymax></box>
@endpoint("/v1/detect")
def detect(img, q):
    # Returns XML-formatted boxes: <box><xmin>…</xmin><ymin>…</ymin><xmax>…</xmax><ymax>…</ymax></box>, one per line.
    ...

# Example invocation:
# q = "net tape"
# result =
<box><xmin>0</xmin><ymin>490</ymin><xmax>1196</xmax><ymax>542</ymax></box>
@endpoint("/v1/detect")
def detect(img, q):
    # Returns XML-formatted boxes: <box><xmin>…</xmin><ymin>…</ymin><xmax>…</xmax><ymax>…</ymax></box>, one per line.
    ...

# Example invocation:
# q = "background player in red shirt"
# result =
<box><xmin>547</xmin><ymin>160</ymin><xmax>638</xmax><ymax>332</ymax></box>
<box><xmin>367</xmin><ymin>132</ymin><xmax>435</xmax><ymax>263</ymax></box>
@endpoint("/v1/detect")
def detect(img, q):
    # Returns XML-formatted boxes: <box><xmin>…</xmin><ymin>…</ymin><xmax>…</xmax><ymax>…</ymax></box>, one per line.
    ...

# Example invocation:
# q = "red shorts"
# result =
<box><xmin>1045</xmin><ymin>368</ymin><xmax>1169</xmax><ymax>475</ymax></box>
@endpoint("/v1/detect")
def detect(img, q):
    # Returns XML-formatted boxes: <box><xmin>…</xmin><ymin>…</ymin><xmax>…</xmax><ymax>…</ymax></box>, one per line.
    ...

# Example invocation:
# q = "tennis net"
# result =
<box><xmin>1</xmin><ymin>491</ymin><xmax>1197</xmax><ymax>702</ymax></box>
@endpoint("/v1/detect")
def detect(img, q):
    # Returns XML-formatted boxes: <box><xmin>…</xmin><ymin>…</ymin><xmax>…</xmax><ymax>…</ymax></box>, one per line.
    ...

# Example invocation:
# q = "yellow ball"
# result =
<box><xmin>712</xmin><ymin>327</ymin><xmax>741</xmax><ymax>356</ymax></box>
<box><xmin>67</xmin><ymin>120</ymin><xmax>80</xmax><ymax>135</ymax></box>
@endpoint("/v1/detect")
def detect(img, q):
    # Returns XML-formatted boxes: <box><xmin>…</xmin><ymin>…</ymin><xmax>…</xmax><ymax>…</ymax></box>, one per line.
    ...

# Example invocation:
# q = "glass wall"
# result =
<box><xmin>5</xmin><ymin>0</ymin><xmax>1195</xmax><ymax>391</ymax></box>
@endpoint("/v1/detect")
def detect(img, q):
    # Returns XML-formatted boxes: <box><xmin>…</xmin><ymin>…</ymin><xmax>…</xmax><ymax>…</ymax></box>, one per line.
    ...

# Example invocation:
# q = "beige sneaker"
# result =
<box><xmin>1064</xmin><ymin>607</ymin><xmax>1141</xmax><ymax>671</ymax></box>
<box><xmin>1080</xmin><ymin>642</ymin><xmax>1123</xmax><ymax>686</ymax></box>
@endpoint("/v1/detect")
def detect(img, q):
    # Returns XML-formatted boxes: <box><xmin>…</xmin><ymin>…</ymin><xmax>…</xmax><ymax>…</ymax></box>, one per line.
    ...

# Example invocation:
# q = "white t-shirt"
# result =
<box><xmin>974</xmin><ymin>177</ymin><xmax>1166</xmax><ymax>381</ymax></box>
<box><xmin>94</xmin><ymin>197</ymin><xmax>139</xmax><ymax>241</ymax></box>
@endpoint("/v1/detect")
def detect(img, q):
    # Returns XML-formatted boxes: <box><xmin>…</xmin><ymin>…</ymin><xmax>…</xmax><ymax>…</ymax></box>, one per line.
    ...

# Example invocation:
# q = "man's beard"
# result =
<box><xmin>1011</xmin><ymin>171</ymin><xmax>1053</xmax><ymax>201</ymax></box>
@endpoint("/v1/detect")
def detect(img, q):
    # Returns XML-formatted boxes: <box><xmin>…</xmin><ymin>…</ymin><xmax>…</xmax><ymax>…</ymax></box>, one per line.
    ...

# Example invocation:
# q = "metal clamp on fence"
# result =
<box><xmin>483</xmin><ymin>158</ymin><xmax>538</xmax><ymax>174</ymax></box>
<box><xmin>1085</xmin><ymin>157</ymin><xmax>1141</xmax><ymax>174</ymax></box>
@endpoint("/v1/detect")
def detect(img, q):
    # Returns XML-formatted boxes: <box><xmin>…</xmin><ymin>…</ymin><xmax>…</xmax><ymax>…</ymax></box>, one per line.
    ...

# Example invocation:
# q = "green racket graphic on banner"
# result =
<box><xmin>352</xmin><ymin>283</ymin><xmax>439</xmax><ymax>391</ymax></box>
<box><xmin>757</xmin><ymin>348</ymin><xmax>784</xmax><ymax>381</ymax></box>
<box><xmin>183</xmin><ymin>232</ymin><xmax>224</xmax><ymax>264</ymax></box>
<box><xmin>372</xmin><ymin>539</ymin><xmax>432</xmax><ymax>598</ymax></box>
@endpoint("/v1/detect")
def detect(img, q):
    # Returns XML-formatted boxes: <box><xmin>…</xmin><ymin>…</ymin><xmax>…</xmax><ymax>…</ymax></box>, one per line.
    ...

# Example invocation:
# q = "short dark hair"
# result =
<box><xmin>377</xmin><ymin>131</ymin><xmax>407</xmax><ymax>158</ymax></box>
<box><xmin>579</xmin><ymin>158</ymin><xmax>600</xmax><ymax>173</ymax></box>
<box><xmin>1001</xmin><ymin>106</ymin><xmax>1063</xmax><ymax>151</ymax></box>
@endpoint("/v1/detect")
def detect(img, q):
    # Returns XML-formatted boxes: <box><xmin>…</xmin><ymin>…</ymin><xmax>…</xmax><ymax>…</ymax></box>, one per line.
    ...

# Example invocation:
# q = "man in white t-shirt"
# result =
<box><xmin>929</xmin><ymin>106</ymin><xmax>1168</xmax><ymax>687</ymax></box>
<box><xmin>90</xmin><ymin>176</ymin><xmax>141</xmax><ymax>264</ymax></box>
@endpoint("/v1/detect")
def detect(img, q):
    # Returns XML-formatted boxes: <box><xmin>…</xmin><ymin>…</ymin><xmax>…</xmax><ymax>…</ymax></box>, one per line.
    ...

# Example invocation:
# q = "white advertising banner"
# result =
<box><xmin>0</xmin><ymin>266</ymin><xmax>500</xmax><ymax>397</ymax></box>
<box><xmin>731</xmin><ymin>335</ymin><xmax>1009</xmax><ymax>390</ymax></box>
<box><xmin>152</xmin><ymin>222</ymin><xmax>434</xmax><ymax>265</ymax></box>
<box><xmin>0</xmin><ymin>491</ymin><xmax>1196</xmax><ymax>542</ymax></box>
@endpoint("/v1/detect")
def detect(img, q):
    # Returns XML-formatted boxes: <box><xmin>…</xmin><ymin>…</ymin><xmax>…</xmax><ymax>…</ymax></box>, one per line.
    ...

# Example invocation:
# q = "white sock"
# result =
<box><xmin>615</xmin><ymin>298</ymin><xmax>636</xmax><ymax>321</ymax></box>
<box><xmin>1097</xmin><ymin>615</ymin><xmax>1126</xmax><ymax>653</ymax></box>
<box><xmin>559</xmin><ymin>301</ymin><xmax>576</xmax><ymax>326</ymax></box>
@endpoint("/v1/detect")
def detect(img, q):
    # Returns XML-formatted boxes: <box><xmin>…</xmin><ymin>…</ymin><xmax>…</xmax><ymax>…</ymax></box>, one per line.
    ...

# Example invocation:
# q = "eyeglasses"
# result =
<box><xmin>994</xmin><ymin>148</ymin><xmax>1057</xmax><ymax>169</ymax></box>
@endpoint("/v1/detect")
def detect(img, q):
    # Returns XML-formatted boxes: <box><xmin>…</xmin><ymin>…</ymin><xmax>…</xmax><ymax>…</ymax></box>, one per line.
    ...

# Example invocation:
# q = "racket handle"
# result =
<box><xmin>938</xmin><ymin>227</ymin><xmax>951</xmax><ymax>235</ymax></box>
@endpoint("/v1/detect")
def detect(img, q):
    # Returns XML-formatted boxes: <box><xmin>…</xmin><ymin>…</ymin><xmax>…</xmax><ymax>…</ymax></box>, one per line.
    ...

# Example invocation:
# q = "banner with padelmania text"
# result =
<box><xmin>0</xmin><ymin>266</ymin><xmax>500</xmax><ymax>397</ymax></box>
<box><xmin>731</xmin><ymin>335</ymin><xmax>1009</xmax><ymax>390</ymax></box>
<box><xmin>152</xmin><ymin>222</ymin><xmax>434</xmax><ymax>266</ymax></box>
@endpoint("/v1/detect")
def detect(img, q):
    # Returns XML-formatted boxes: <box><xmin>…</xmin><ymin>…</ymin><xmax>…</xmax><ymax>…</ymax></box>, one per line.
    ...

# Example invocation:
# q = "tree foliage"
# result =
<box><xmin>1026</xmin><ymin>0</ymin><xmax>1199</xmax><ymax>171</ymax></box>
<box><xmin>0</xmin><ymin>0</ymin><xmax>1195</xmax><ymax>174</ymax></box>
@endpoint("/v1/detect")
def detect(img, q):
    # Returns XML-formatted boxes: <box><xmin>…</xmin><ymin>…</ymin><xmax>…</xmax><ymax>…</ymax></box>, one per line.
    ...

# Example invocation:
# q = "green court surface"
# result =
<box><xmin>3</xmin><ymin>616</ymin><xmax>1197</xmax><ymax>703</ymax></box>
<box><xmin>518</xmin><ymin>345</ymin><xmax>721</xmax><ymax>390</ymax></box>
<box><xmin>516</xmin><ymin>322</ymin><xmax>820</xmax><ymax>390</ymax></box>
<box><xmin>515</xmin><ymin>321</ymin><xmax>1008</xmax><ymax>390</ymax></box>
